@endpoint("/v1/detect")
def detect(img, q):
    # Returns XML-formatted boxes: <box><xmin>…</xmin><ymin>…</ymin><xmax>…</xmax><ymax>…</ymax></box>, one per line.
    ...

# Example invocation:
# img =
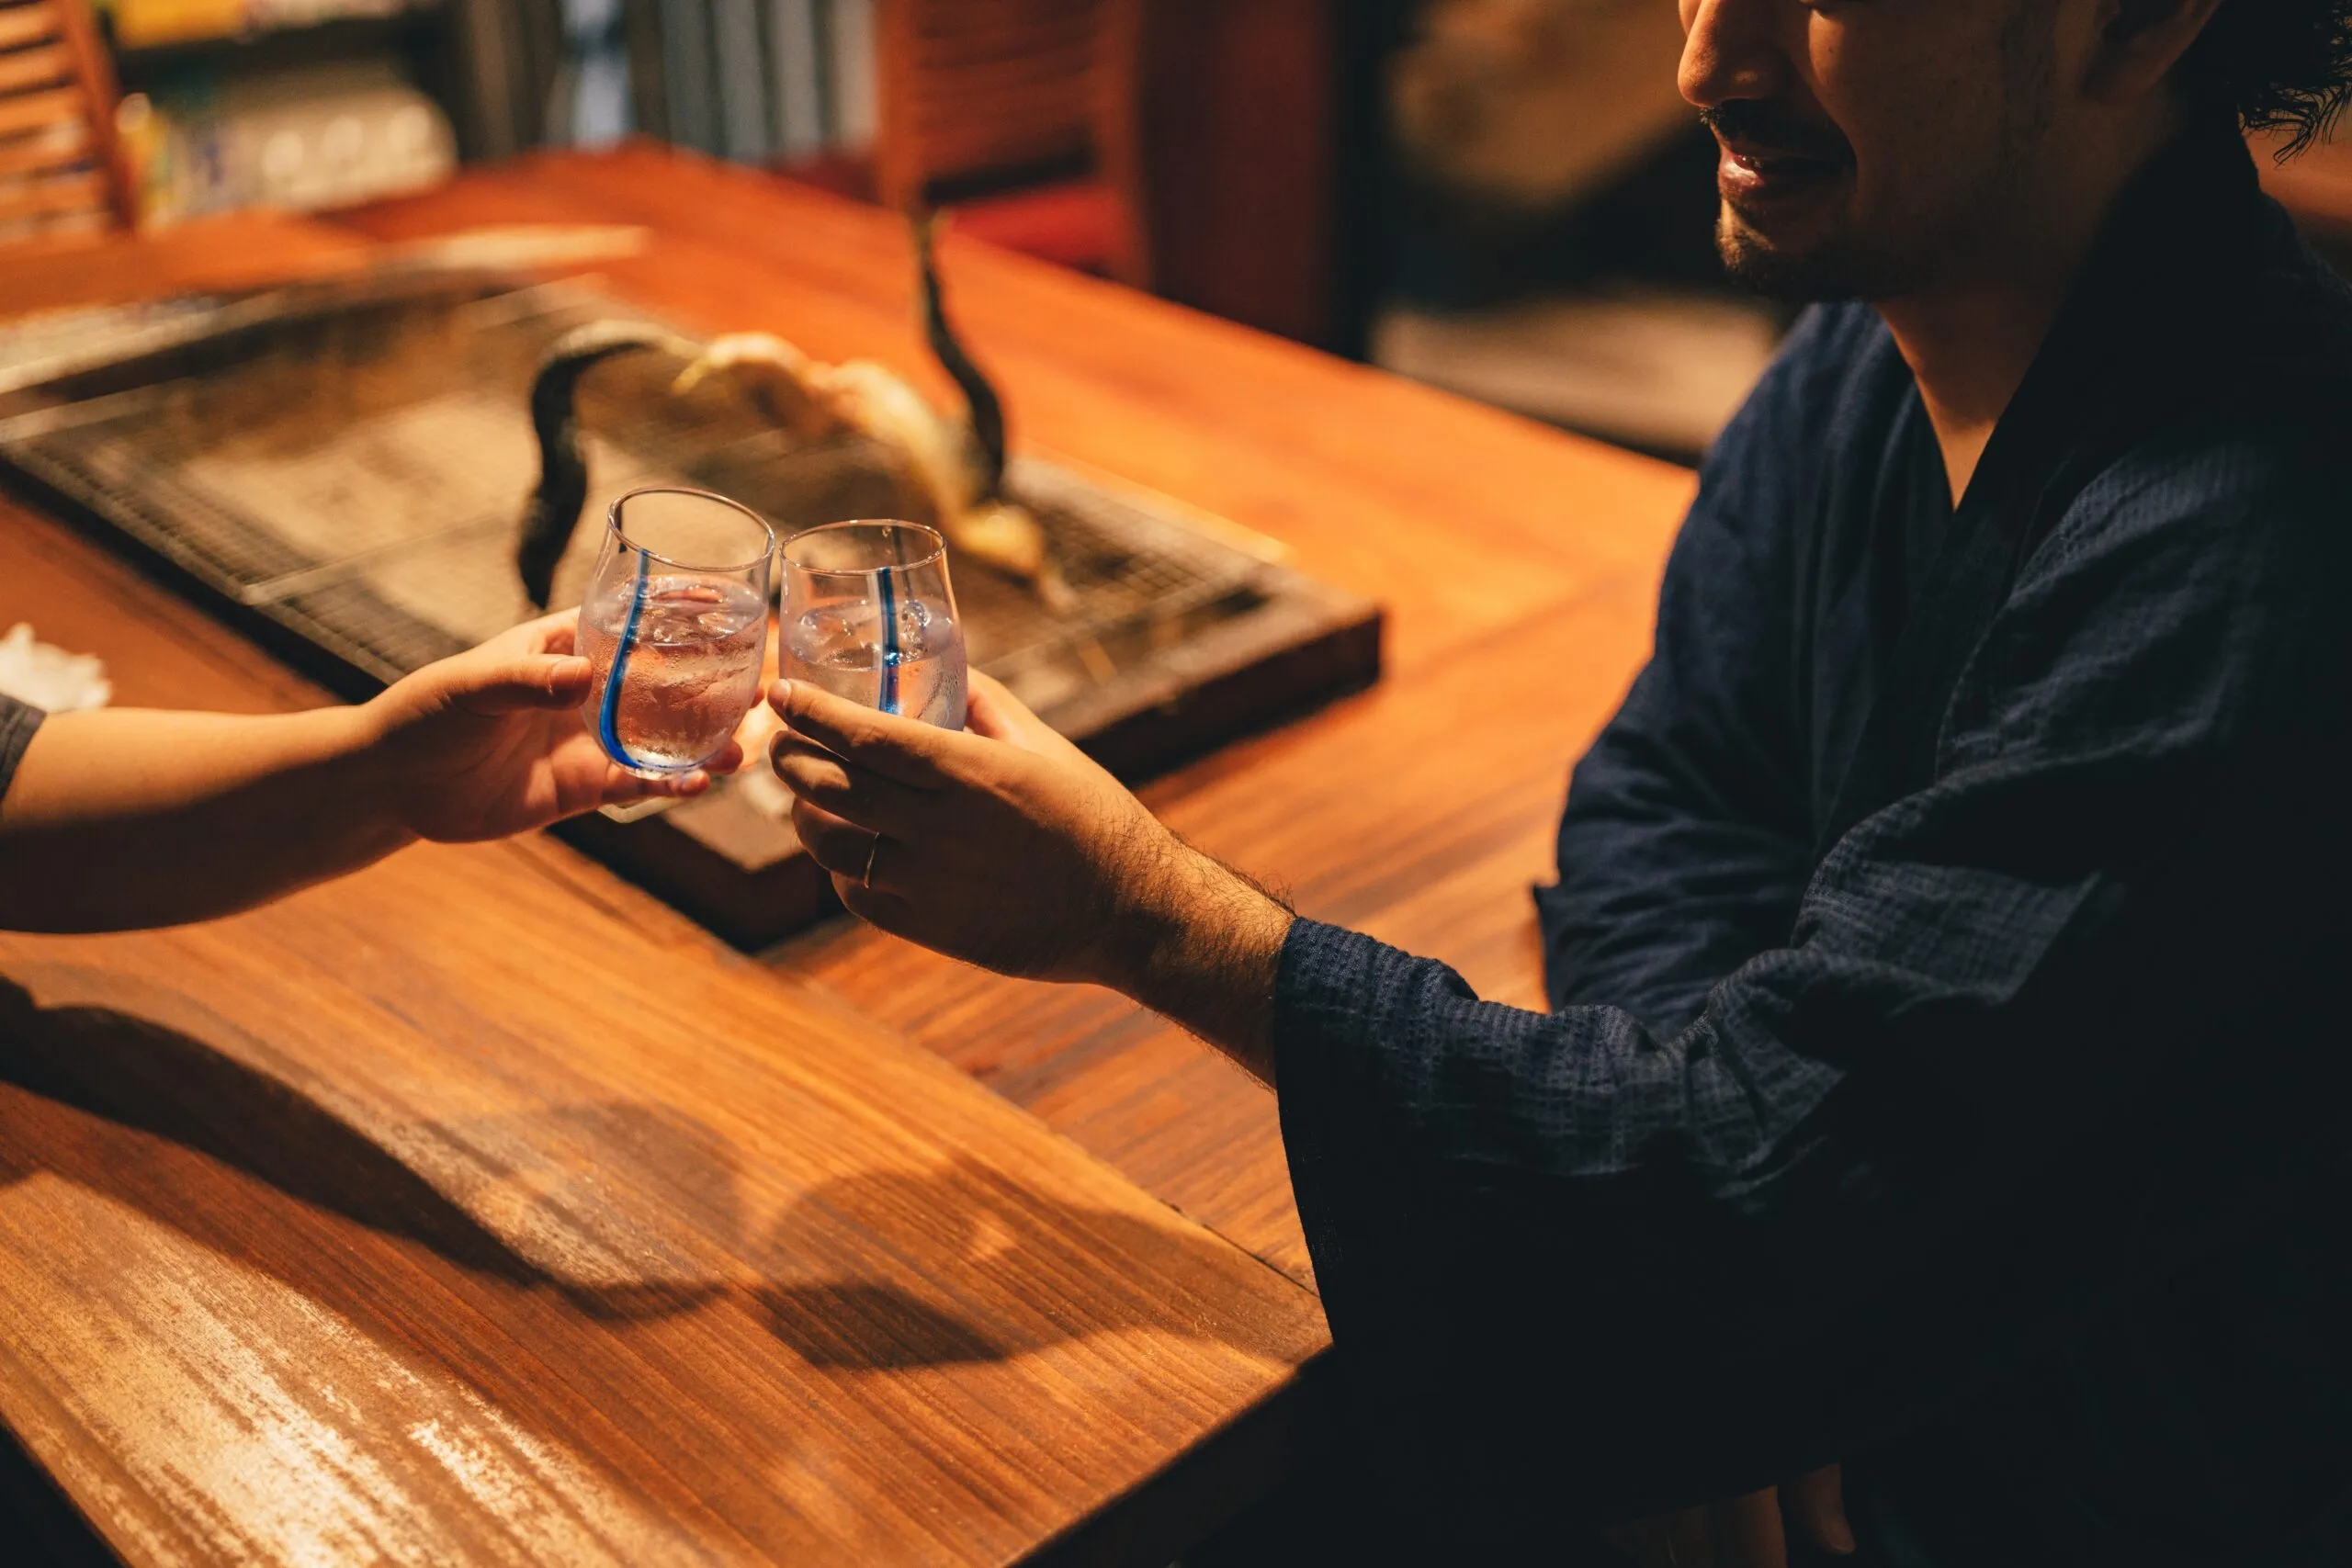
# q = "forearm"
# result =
<box><xmin>0</xmin><ymin>705</ymin><xmax>413</xmax><ymax>931</ymax></box>
<box><xmin>1115</xmin><ymin>841</ymin><xmax>1295</xmax><ymax>1082</ymax></box>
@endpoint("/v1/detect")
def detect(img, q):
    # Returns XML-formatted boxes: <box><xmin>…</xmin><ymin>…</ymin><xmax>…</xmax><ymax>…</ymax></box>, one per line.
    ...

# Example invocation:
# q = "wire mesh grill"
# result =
<box><xmin>0</xmin><ymin>278</ymin><xmax>1276</xmax><ymax>709</ymax></box>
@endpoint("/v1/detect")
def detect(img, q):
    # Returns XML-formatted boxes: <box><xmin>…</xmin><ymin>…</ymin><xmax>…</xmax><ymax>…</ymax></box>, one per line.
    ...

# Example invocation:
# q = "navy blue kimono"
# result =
<box><xmin>1272</xmin><ymin>121</ymin><xmax>2352</xmax><ymax>1564</ymax></box>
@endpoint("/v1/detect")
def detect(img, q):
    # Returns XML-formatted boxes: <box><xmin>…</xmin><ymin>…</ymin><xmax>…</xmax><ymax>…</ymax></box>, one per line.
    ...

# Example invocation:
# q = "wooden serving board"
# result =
<box><xmin>0</xmin><ymin>275</ymin><xmax>1383</xmax><ymax>948</ymax></box>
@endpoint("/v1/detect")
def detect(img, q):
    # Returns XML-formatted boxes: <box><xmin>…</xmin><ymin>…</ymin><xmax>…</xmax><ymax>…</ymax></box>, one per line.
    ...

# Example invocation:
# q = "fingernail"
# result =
<box><xmin>1828</xmin><ymin>1517</ymin><xmax>1856</xmax><ymax>1553</ymax></box>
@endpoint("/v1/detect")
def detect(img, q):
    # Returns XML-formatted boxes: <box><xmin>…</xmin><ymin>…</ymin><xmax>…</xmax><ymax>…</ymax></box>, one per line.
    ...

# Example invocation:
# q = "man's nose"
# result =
<box><xmin>1679</xmin><ymin>0</ymin><xmax>1789</xmax><ymax>108</ymax></box>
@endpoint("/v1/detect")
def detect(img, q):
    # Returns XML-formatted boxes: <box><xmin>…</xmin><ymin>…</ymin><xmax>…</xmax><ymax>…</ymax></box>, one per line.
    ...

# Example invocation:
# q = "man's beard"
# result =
<box><xmin>1716</xmin><ymin>209</ymin><xmax>1893</xmax><ymax>303</ymax></box>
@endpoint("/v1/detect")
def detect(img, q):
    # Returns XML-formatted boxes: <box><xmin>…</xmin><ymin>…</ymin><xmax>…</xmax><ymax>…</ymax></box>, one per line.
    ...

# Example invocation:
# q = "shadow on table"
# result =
<box><xmin>0</xmin><ymin>972</ymin><xmax>1278</xmax><ymax>1374</ymax></box>
<box><xmin>0</xmin><ymin>973</ymin><xmax>553</xmax><ymax>1287</ymax></box>
<box><xmin>754</xmin><ymin>1156</ymin><xmax>1272</xmax><ymax>1369</ymax></box>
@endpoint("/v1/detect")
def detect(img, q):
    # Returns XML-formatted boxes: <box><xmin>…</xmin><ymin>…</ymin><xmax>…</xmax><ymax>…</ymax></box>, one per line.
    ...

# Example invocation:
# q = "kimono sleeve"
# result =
<box><xmin>0</xmin><ymin>694</ymin><xmax>44</xmax><ymax>812</ymax></box>
<box><xmin>1540</xmin><ymin>306</ymin><xmax>1868</xmax><ymax>1034</ymax></box>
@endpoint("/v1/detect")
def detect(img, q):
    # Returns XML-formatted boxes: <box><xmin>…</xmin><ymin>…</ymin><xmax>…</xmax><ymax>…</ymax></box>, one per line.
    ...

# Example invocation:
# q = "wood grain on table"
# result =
<box><xmin>0</xmin><ymin>209</ymin><xmax>370</xmax><ymax>316</ymax></box>
<box><xmin>330</xmin><ymin>145</ymin><xmax>1695</xmax><ymax>1286</ymax></box>
<box><xmin>0</xmin><ymin>502</ymin><xmax>1327</xmax><ymax>1564</ymax></box>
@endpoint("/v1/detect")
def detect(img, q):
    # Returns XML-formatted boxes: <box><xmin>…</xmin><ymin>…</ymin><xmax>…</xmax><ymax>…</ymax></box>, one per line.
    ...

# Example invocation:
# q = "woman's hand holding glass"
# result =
<box><xmin>368</xmin><ymin>610</ymin><xmax>742</xmax><ymax>844</ymax></box>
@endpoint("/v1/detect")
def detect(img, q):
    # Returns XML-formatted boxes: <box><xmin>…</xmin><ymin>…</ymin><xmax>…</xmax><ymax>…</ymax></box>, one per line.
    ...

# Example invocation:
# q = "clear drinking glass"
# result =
<box><xmin>577</xmin><ymin>486</ymin><xmax>775</xmax><ymax>777</ymax></box>
<box><xmin>780</xmin><ymin>520</ymin><xmax>968</xmax><ymax>728</ymax></box>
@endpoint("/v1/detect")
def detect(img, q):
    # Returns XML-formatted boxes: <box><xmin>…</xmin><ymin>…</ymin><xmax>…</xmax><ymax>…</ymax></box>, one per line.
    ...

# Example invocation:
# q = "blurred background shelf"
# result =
<box><xmin>22</xmin><ymin>0</ymin><xmax>2351</xmax><ymax>479</ymax></box>
<box><xmin>106</xmin><ymin>6</ymin><xmax>447</xmax><ymax>78</ymax></box>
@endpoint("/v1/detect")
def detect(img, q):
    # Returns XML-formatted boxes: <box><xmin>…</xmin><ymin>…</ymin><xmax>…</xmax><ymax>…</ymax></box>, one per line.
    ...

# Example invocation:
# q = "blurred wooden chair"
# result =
<box><xmin>0</xmin><ymin>0</ymin><xmax>133</xmax><ymax>245</ymax></box>
<box><xmin>873</xmin><ymin>0</ymin><xmax>1149</xmax><ymax>287</ymax></box>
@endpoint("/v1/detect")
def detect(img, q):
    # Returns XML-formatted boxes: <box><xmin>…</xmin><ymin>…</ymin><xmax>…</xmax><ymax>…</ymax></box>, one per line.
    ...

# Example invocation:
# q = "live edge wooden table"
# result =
<box><xmin>0</xmin><ymin>147</ymin><xmax>1695</xmax><ymax>1566</ymax></box>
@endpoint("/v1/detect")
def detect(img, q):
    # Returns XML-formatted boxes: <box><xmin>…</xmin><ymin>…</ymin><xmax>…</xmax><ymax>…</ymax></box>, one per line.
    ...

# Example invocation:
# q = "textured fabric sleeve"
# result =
<box><xmin>1538</xmin><ymin>307</ymin><xmax>1861</xmax><ymax>1034</ymax></box>
<box><xmin>1276</xmin><ymin>421</ymin><xmax>2352</xmax><ymax>1551</ymax></box>
<box><xmin>0</xmin><ymin>695</ymin><xmax>45</xmax><ymax>812</ymax></box>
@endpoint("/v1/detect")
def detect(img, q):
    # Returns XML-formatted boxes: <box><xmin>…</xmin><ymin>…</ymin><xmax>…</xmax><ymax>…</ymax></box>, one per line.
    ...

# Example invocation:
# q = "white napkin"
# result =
<box><xmin>0</xmin><ymin>624</ymin><xmax>110</xmax><ymax>712</ymax></box>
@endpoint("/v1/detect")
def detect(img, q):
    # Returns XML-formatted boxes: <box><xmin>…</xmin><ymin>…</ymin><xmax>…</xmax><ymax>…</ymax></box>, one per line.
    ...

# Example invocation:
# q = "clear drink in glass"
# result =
<box><xmin>780</xmin><ymin>520</ymin><xmax>968</xmax><ymax>728</ymax></box>
<box><xmin>578</xmin><ymin>486</ymin><xmax>775</xmax><ymax>777</ymax></box>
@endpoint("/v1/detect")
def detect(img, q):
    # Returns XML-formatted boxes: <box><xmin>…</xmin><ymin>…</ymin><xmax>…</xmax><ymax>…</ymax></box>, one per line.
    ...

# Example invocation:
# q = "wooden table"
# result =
<box><xmin>0</xmin><ymin>147</ymin><xmax>1694</xmax><ymax>1562</ymax></box>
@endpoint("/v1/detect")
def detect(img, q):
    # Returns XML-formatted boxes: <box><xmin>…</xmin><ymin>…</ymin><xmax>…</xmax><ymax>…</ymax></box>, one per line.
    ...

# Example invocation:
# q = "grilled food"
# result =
<box><xmin>515</xmin><ymin>216</ymin><xmax>1062</xmax><ymax>608</ymax></box>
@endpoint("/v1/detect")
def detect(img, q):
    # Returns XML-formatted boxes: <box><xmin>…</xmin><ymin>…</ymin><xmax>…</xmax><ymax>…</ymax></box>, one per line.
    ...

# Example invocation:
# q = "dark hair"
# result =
<box><xmin>2186</xmin><ymin>0</ymin><xmax>2352</xmax><ymax>152</ymax></box>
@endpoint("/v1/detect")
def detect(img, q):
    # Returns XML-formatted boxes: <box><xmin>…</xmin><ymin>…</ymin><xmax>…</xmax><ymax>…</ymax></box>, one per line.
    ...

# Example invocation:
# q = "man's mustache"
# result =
<box><xmin>1699</xmin><ymin>104</ymin><xmax>1852</xmax><ymax>164</ymax></box>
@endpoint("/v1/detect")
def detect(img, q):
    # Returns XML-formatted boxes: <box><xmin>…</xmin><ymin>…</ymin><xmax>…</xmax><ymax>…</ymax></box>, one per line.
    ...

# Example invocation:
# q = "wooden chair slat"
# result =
<box><xmin>905</xmin><ymin>24</ymin><xmax>1093</xmax><ymax>62</ymax></box>
<box><xmin>0</xmin><ymin>4</ymin><xmax>60</xmax><ymax>51</ymax></box>
<box><xmin>0</xmin><ymin>41</ymin><xmax>71</xmax><ymax>95</ymax></box>
<box><xmin>901</xmin><ymin>51</ymin><xmax>1097</xmax><ymax>100</ymax></box>
<box><xmin>0</xmin><ymin>165</ymin><xmax>103</xmax><ymax>221</ymax></box>
<box><xmin>0</xmin><ymin>118</ymin><xmax>83</xmax><ymax>179</ymax></box>
<box><xmin>0</xmin><ymin>122</ymin><xmax>81</xmax><ymax>173</ymax></box>
<box><xmin>909</xmin><ymin>127</ymin><xmax>1091</xmax><ymax>176</ymax></box>
<box><xmin>0</xmin><ymin>84</ymin><xmax>77</xmax><ymax>138</ymax></box>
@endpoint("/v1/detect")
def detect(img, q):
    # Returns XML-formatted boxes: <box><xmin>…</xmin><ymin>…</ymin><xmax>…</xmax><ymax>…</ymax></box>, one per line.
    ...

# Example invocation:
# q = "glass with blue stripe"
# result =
<box><xmin>576</xmin><ymin>486</ymin><xmax>775</xmax><ymax>777</ymax></box>
<box><xmin>779</xmin><ymin>520</ymin><xmax>968</xmax><ymax>729</ymax></box>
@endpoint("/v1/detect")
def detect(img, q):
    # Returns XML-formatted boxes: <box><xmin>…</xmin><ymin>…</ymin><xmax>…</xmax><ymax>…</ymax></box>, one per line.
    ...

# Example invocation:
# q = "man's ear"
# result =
<box><xmin>2084</xmin><ymin>0</ymin><xmax>2224</xmax><ymax>104</ymax></box>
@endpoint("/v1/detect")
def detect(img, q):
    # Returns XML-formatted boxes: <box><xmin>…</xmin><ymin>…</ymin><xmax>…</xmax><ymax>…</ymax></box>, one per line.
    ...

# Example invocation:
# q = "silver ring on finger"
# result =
<box><xmin>862</xmin><ymin>831</ymin><xmax>882</xmax><ymax>890</ymax></box>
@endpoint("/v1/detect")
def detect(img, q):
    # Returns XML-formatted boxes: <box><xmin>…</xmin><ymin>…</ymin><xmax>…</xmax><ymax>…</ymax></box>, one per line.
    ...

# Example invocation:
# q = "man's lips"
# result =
<box><xmin>1715</xmin><ymin>139</ymin><xmax>1847</xmax><ymax>205</ymax></box>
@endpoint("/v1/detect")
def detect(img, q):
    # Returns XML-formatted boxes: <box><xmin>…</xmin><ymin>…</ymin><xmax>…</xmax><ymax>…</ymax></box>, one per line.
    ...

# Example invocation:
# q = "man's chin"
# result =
<box><xmin>1716</xmin><ymin>210</ymin><xmax>1871</xmax><ymax>303</ymax></box>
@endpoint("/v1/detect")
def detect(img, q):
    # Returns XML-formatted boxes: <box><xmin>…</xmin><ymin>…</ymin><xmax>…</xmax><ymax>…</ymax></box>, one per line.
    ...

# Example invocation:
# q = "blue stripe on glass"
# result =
<box><xmin>876</xmin><ymin>558</ymin><xmax>901</xmax><ymax>716</ymax></box>
<box><xmin>597</xmin><ymin>547</ymin><xmax>652</xmax><ymax>766</ymax></box>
